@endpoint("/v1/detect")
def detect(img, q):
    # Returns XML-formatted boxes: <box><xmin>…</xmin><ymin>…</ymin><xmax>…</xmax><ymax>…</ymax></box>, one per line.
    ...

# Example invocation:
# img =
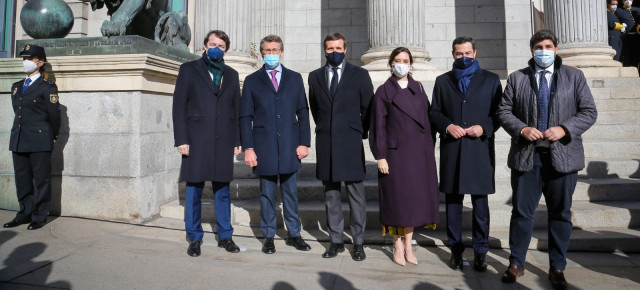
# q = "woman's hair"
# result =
<box><xmin>387</xmin><ymin>47</ymin><xmax>413</xmax><ymax>67</ymax></box>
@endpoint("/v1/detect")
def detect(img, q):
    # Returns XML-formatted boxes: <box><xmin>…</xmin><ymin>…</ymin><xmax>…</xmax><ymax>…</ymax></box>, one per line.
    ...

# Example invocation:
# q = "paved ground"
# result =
<box><xmin>1</xmin><ymin>210</ymin><xmax>639</xmax><ymax>290</ymax></box>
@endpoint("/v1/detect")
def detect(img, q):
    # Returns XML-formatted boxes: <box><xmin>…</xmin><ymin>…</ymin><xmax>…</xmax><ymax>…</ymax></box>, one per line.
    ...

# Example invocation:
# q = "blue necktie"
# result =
<box><xmin>537</xmin><ymin>71</ymin><xmax>550</xmax><ymax>131</ymax></box>
<box><xmin>22</xmin><ymin>78</ymin><xmax>32</xmax><ymax>94</ymax></box>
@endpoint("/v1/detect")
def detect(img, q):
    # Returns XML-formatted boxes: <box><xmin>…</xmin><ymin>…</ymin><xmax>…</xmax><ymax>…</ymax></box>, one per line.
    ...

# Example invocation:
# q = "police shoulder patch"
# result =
<box><xmin>50</xmin><ymin>94</ymin><xmax>58</xmax><ymax>103</ymax></box>
<box><xmin>12</xmin><ymin>87</ymin><xmax>17</xmax><ymax>96</ymax></box>
<box><xmin>25</xmin><ymin>44</ymin><xmax>30</xmax><ymax>50</ymax></box>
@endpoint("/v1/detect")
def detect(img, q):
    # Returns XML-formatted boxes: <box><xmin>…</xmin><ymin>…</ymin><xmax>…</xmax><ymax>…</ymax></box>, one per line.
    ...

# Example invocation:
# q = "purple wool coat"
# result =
<box><xmin>369</xmin><ymin>76</ymin><xmax>440</xmax><ymax>227</ymax></box>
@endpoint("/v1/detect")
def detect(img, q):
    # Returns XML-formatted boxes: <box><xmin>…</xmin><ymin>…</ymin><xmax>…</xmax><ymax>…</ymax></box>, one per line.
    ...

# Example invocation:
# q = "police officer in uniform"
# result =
<box><xmin>3</xmin><ymin>45</ymin><xmax>61</xmax><ymax>230</ymax></box>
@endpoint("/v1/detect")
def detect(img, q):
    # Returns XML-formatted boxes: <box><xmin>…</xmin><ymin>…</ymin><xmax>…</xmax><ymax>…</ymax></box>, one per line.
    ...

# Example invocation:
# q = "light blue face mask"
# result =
<box><xmin>264</xmin><ymin>54</ymin><xmax>280</xmax><ymax>69</ymax></box>
<box><xmin>534</xmin><ymin>49</ymin><xmax>555</xmax><ymax>68</ymax></box>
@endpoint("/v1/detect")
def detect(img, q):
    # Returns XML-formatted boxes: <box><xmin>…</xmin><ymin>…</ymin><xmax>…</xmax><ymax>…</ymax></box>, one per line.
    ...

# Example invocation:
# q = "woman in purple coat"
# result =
<box><xmin>369</xmin><ymin>47</ymin><xmax>440</xmax><ymax>266</ymax></box>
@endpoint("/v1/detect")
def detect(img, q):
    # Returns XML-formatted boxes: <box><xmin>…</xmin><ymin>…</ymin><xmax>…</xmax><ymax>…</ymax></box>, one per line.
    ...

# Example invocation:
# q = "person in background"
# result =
<box><xmin>616</xmin><ymin>0</ymin><xmax>640</xmax><ymax>68</ymax></box>
<box><xmin>4</xmin><ymin>44</ymin><xmax>61</xmax><ymax>231</ymax></box>
<box><xmin>429</xmin><ymin>36</ymin><xmax>502</xmax><ymax>272</ymax></box>
<box><xmin>240</xmin><ymin>34</ymin><xmax>312</xmax><ymax>255</ymax></box>
<box><xmin>607</xmin><ymin>0</ymin><xmax>625</xmax><ymax>61</ymax></box>
<box><xmin>172</xmin><ymin>30</ymin><xmax>242</xmax><ymax>257</ymax></box>
<box><xmin>369</xmin><ymin>47</ymin><xmax>439</xmax><ymax>267</ymax></box>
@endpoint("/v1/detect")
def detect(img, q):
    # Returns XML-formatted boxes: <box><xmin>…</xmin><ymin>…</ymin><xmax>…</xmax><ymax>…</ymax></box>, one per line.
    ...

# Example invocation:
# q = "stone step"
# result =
<box><xmin>147</xmin><ymin>217</ymin><xmax>640</xmax><ymax>252</ymax></box>
<box><xmin>178</xmin><ymin>177</ymin><xmax>640</xmax><ymax>204</ymax></box>
<box><xmin>160</xmin><ymin>199</ymin><xmax>640</xmax><ymax>231</ymax></box>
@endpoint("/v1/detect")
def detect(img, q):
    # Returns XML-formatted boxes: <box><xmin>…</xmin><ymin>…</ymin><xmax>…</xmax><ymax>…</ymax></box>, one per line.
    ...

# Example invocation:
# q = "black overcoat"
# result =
<box><xmin>369</xmin><ymin>77</ymin><xmax>440</xmax><ymax>227</ymax></box>
<box><xmin>308</xmin><ymin>62</ymin><xmax>374</xmax><ymax>182</ymax></box>
<box><xmin>10</xmin><ymin>77</ymin><xmax>61</xmax><ymax>152</ymax></box>
<box><xmin>429</xmin><ymin>69</ymin><xmax>502</xmax><ymax>195</ymax></box>
<box><xmin>240</xmin><ymin>65</ymin><xmax>311</xmax><ymax>176</ymax></box>
<box><xmin>172</xmin><ymin>58</ymin><xmax>241</xmax><ymax>183</ymax></box>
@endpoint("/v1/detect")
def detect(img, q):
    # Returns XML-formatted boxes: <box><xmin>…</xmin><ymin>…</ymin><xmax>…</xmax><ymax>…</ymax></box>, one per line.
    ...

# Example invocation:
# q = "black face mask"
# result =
<box><xmin>326</xmin><ymin>51</ymin><xmax>345</xmax><ymax>66</ymax></box>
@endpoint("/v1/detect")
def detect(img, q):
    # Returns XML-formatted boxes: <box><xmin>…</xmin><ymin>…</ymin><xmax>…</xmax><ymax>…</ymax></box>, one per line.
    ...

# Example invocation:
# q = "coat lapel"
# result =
<box><xmin>255</xmin><ymin>65</ymin><xmax>278</xmax><ymax>93</ymax></box>
<box><xmin>278</xmin><ymin>65</ymin><xmax>291</xmax><ymax>92</ymax></box>
<box><xmin>388</xmin><ymin>78</ymin><xmax>426</xmax><ymax>128</ymax></box>
<box><xmin>314</xmin><ymin>66</ymin><xmax>331</xmax><ymax>102</ymax></box>
<box><xmin>334</xmin><ymin>62</ymin><xmax>354</xmax><ymax>98</ymax></box>
<box><xmin>195</xmin><ymin>58</ymin><xmax>217</xmax><ymax>94</ymax></box>
<box><xmin>445</xmin><ymin>71</ymin><xmax>465</xmax><ymax>101</ymax></box>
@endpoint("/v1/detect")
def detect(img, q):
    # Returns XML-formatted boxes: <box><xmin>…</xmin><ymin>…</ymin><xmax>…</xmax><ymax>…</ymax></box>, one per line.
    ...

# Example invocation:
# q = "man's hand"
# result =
<box><xmin>234</xmin><ymin>146</ymin><xmax>242</xmax><ymax>156</ymax></box>
<box><xmin>377</xmin><ymin>159</ymin><xmax>389</xmax><ymax>174</ymax></box>
<box><xmin>464</xmin><ymin>125</ymin><xmax>484</xmax><ymax>138</ymax></box>
<box><xmin>447</xmin><ymin>124</ymin><xmax>467</xmax><ymax>139</ymax></box>
<box><xmin>296</xmin><ymin>145</ymin><xmax>309</xmax><ymax>160</ymax></box>
<box><xmin>521</xmin><ymin>127</ymin><xmax>544</xmax><ymax>141</ymax></box>
<box><xmin>244</xmin><ymin>149</ymin><xmax>258</xmax><ymax>167</ymax></box>
<box><xmin>544</xmin><ymin>126</ymin><xmax>566</xmax><ymax>142</ymax></box>
<box><xmin>177</xmin><ymin>144</ymin><xmax>189</xmax><ymax>156</ymax></box>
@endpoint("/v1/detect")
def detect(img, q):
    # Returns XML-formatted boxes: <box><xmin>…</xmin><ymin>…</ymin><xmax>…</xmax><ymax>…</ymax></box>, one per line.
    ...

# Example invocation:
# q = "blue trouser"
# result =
<box><xmin>508</xmin><ymin>151</ymin><xmax>577</xmax><ymax>270</ymax></box>
<box><xmin>184</xmin><ymin>182</ymin><xmax>234</xmax><ymax>242</ymax></box>
<box><xmin>259</xmin><ymin>172</ymin><xmax>302</xmax><ymax>238</ymax></box>
<box><xmin>446</xmin><ymin>194</ymin><xmax>490</xmax><ymax>255</ymax></box>
<box><xmin>13</xmin><ymin>151</ymin><xmax>52</xmax><ymax>223</ymax></box>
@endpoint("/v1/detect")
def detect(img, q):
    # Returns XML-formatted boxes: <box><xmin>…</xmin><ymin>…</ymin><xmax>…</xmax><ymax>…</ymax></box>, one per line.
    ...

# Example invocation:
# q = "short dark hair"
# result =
<box><xmin>452</xmin><ymin>36</ymin><xmax>476</xmax><ymax>51</ymax></box>
<box><xmin>607</xmin><ymin>0</ymin><xmax>613</xmax><ymax>5</ymax></box>
<box><xmin>323</xmin><ymin>32</ymin><xmax>347</xmax><ymax>49</ymax></box>
<box><xmin>529</xmin><ymin>29</ymin><xmax>558</xmax><ymax>49</ymax></box>
<box><xmin>388</xmin><ymin>47</ymin><xmax>413</xmax><ymax>66</ymax></box>
<box><xmin>203</xmin><ymin>30</ymin><xmax>231</xmax><ymax>52</ymax></box>
<box><xmin>260</xmin><ymin>35</ymin><xmax>284</xmax><ymax>51</ymax></box>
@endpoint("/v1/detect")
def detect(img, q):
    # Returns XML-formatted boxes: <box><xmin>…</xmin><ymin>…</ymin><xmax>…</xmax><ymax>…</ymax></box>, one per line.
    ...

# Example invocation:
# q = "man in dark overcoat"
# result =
<box><xmin>240</xmin><ymin>35</ymin><xmax>312</xmax><ymax>255</ymax></box>
<box><xmin>172</xmin><ymin>30</ymin><xmax>242</xmax><ymax>257</ymax></box>
<box><xmin>429</xmin><ymin>37</ymin><xmax>502</xmax><ymax>272</ymax></box>
<box><xmin>4</xmin><ymin>45</ymin><xmax>60</xmax><ymax>231</ymax></box>
<box><xmin>308</xmin><ymin>32</ymin><xmax>374</xmax><ymax>261</ymax></box>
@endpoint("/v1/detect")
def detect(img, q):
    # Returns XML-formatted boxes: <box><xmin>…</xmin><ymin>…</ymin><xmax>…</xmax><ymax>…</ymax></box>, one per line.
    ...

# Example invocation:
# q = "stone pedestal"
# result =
<box><xmin>0</xmin><ymin>54</ymin><xmax>181</xmax><ymax>222</ymax></box>
<box><xmin>361</xmin><ymin>0</ymin><xmax>437</xmax><ymax>82</ymax></box>
<box><xmin>193</xmin><ymin>0</ymin><xmax>257</xmax><ymax>82</ymax></box>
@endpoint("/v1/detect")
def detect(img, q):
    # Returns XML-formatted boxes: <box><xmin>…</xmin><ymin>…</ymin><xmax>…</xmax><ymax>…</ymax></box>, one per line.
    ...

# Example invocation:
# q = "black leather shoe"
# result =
<box><xmin>27</xmin><ymin>221</ymin><xmax>46</xmax><ymax>230</ymax></box>
<box><xmin>473</xmin><ymin>252</ymin><xmax>488</xmax><ymax>272</ymax></box>
<box><xmin>549</xmin><ymin>268</ymin><xmax>568</xmax><ymax>290</ymax></box>
<box><xmin>501</xmin><ymin>263</ymin><xmax>525</xmax><ymax>283</ymax></box>
<box><xmin>322</xmin><ymin>243</ymin><xmax>344</xmax><ymax>258</ymax></box>
<box><xmin>262</xmin><ymin>237</ymin><xmax>276</xmax><ymax>254</ymax></box>
<box><xmin>449</xmin><ymin>252</ymin><xmax>463</xmax><ymax>270</ymax></box>
<box><xmin>187</xmin><ymin>240</ymin><xmax>202</xmax><ymax>257</ymax></box>
<box><xmin>286</xmin><ymin>236</ymin><xmax>311</xmax><ymax>251</ymax></box>
<box><xmin>351</xmin><ymin>244</ymin><xmax>366</xmax><ymax>261</ymax></box>
<box><xmin>218</xmin><ymin>238</ymin><xmax>240</xmax><ymax>253</ymax></box>
<box><xmin>3</xmin><ymin>218</ymin><xmax>30</xmax><ymax>228</ymax></box>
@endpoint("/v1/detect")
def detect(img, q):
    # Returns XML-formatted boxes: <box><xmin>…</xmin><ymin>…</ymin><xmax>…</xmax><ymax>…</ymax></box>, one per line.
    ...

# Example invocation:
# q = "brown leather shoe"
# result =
<box><xmin>549</xmin><ymin>268</ymin><xmax>568</xmax><ymax>290</ymax></box>
<box><xmin>501</xmin><ymin>263</ymin><xmax>524</xmax><ymax>283</ymax></box>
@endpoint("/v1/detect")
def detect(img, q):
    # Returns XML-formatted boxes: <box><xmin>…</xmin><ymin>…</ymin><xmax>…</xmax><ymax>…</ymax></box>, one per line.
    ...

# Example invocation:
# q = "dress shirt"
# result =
<box><xmin>325</xmin><ymin>61</ymin><xmax>345</xmax><ymax>90</ymax></box>
<box><xmin>266</xmin><ymin>65</ymin><xmax>282</xmax><ymax>85</ymax></box>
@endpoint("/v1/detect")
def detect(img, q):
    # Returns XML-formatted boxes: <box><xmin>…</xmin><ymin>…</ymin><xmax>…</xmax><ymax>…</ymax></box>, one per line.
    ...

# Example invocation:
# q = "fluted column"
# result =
<box><xmin>361</xmin><ymin>0</ymin><xmax>436</xmax><ymax>82</ymax></box>
<box><xmin>544</xmin><ymin>0</ymin><xmax>620</xmax><ymax>68</ymax></box>
<box><xmin>194</xmin><ymin>0</ymin><xmax>257</xmax><ymax>80</ymax></box>
<box><xmin>251</xmin><ymin>0</ymin><xmax>285</xmax><ymax>66</ymax></box>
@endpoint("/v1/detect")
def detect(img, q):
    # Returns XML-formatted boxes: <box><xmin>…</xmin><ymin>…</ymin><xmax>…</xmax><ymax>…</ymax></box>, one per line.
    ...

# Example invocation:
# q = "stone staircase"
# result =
<box><xmin>159</xmin><ymin>77</ymin><xmax>640</xmax><ymax>251</ymax></box>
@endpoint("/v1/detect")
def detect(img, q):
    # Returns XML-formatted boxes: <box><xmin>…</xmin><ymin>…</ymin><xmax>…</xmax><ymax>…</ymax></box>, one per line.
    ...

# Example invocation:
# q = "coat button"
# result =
<box><xmin>38</xmin><ymin>130</ymin><xmax>42</xmax><ymax>133</ymax></box>
<box><xmin>277</xmin><ymin>114</ymin><xmax>280</xmax><ymax>118</ymax></box>
<box><xmin>215</xmin><ymin>135</ymin><xmax>219</xmax><ymax>139</ymax></box>
<box><xmin>277</xmin><ymin>133</ymin><xmax>281</xmax><ymax>137</ymax></box>
<box><xmin>18</xmin><ymin>116</ymin><xmax>21</xmax><ymax>119</ymax></box>
<box><xmin>18</xmin><ymin>107</ymin><xmax>21</xmax><ymax>110</ymax></box>
<box><xmin>19</xmin><ymin>98</ymin><xmax>22</xmax><ymax>101</ymax></box>
<box><xmin>216</xmin><ymin>116</ymin><xmax>221</xmax><ymax>120</ymax></box>
<box><xmin>217</xmin><ymin>98</ymin><xmax>221</xmax><ymax>101</ymax></box>
<box><xmin>18</xmin><ymin>124</ymin><xmax>21</xmax><ymax>128</ymax></box>
<box><xmin>33</xmin><ymin>100</ymin><xmax>36</xmax><ymax>103</ymax></box>
<box><xmin>421</xmin><ymin>129</ymin><xmax>426</xmax><ymax>134</ymax></box>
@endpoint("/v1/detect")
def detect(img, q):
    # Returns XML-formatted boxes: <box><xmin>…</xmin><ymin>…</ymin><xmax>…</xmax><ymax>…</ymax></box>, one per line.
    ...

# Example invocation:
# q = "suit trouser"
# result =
<box><xmin>184</xmin><ymin>182</ymin><xmax>234</xmax><ymax>242</ymax></box>
<box><xmin>446</xmin><ymin>194</ymin><xmax>490</xmax><ymax>255</ymax></box>
<box><xmin>323</xmin><ymin>181</ymin><xmax>366</xmax><ymax>245</ymax></box>
<box><xmin>13</xmin><ymin>151</ymin><xmax>52</xmax><ymax>223</ymax></box>
<box><xmin>259</xmin><ymin>172</ymin><xmax>302</xmax><ymax>238</ymax></box>
<box><xmin>508</xmin><ymin>151</ymin><xmax>577</xmax><ymax>270</ymax></box>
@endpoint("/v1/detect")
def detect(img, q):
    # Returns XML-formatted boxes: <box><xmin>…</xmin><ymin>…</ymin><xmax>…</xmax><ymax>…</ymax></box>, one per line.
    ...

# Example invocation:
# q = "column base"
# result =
<box><xmin>223</xmin><ymin>53</ymin><xmax>258</xmax><ymax>85</ymax></box>
<box><xmin>361</xmin><ymin>46</ymin><xmax>438</xmax><ymax>82</ymax></box>
<box><xmin>558</xmin><ymin>47</ymin><xmax>622</xmax><ymax>68</ymax></box>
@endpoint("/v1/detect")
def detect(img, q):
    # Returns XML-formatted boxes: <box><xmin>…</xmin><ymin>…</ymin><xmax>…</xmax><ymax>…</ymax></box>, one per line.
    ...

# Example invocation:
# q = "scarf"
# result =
<box><xmin>202</xmin><ymin>52</ymin><xmax>225</xmax><ymax>88</ymax></box>
<box><xmin>452</xmin><ymin>58</ymin><xmax>480</xmax><ymax>95</ymax></box>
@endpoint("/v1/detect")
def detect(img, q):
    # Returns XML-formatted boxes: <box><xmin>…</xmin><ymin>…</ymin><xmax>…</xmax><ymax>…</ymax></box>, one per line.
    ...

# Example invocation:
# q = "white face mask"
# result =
<box><xmin>23</xmin><ymin>60</ymin><xmax>38</xmax><ymax>74</ymax></box>
<box><xmin>625</xmin><ymin>0</ymin><xmax>632</xmax><ymax>7</ymax></box>
<box><xmin>392</xmin><ymin>64</ymin><xmax>411</xmax><ymax>78</ymax></box>
<box><xmin>610</xmin><ymin>5</ymin><xmax>617</xmax><ymax>12</ymax></box>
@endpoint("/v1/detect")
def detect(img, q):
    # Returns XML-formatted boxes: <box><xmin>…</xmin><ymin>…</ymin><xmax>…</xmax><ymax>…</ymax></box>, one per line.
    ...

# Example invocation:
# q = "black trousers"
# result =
<box><xmin>508</xmin><ymin>151</ymin><xmax>577</xmax><ymax>270</ymax></box>
<box><xmin>12</xmin><ymin>151</ymin><xmax>52</xmax><ymax>223</ymax></box>
<box><xmin>446</xmin><ymin>194</ymin><xmax>490</xmax><ymax>255</ymax></box>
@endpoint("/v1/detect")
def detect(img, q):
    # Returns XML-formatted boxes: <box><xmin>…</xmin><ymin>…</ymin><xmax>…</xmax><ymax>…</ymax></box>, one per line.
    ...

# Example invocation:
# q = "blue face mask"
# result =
<box><xmin>326</xmin><ymin>51</ymin><xmax>345</xmax><ymax>66</ymax></box>
<box><xmin>207</xmin><ymin>47</ymin><xmax>225</xmax><ymax>62</ymax></box>
<box><xmin>534</xmin><ymin>49</ymin><xmax>555</xmax><ymax>68</ymax></box>
<box><xmin>264</xmin><ymin>54</ymin><xmax>280</xmax><ymax>69</ymax></box>
<box><xmin>453</xmin><ymin>56</ymin><xmax>475</xmax><ymax>69</ymax></box>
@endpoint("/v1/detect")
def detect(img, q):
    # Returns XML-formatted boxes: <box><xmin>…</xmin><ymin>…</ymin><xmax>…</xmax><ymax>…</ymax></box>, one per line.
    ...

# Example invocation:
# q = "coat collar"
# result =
<box><xmin>195</xmin><ymin>58</ymin><xmax>218</xmax><ymax>94</ymax></box>
<box><xmin>384</xmin><ymin>76</ymin><xmax>426</xmax><ymax>128</ymax></box>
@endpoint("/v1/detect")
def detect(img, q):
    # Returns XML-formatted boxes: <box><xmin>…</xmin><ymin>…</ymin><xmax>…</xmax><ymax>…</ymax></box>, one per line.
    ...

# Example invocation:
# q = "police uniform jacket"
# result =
<box><xmin>9</xmin><ymin>76</ymin><xmax>61</xmax><ymax>152</ymax></box>
<box><xmin>172</xmin><ymin>57</ymin><xmax>241</xmax><ymax>183</ymax></box>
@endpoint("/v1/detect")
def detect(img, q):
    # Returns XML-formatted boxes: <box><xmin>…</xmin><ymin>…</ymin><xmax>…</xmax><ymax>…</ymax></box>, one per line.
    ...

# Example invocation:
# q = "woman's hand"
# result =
<box><xmin>378</xmin><ymin>159</ymin><xmax>389</xmax><ymax>174</ymax></box>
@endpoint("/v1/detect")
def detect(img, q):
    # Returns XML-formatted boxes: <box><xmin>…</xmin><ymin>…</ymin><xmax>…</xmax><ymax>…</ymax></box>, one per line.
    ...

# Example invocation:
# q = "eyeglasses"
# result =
<box><xmin>262</xmin><ymin>49</ymin><xmax>281</xmax><ymax>54</ymax></box>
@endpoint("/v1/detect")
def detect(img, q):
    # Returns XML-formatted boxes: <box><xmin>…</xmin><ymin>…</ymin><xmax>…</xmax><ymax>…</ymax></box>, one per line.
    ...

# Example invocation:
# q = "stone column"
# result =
<box><xmin>251</xmin><ymin>0</ymin><xmax>285</xmax><ymax>66</ymax></box>
<box><xmin>361</xmin><ymin>0</ymin><xmax>437</xmax><ymax>82</ymax></box>
<box><xmin>193</xmin><ymin>0</ymin><xmax>257</xmax><ymax>81</ymax></box>
<box><xmin>543</xmin><ymin>0</ymin><xmax>620</xmax><ymax>68</ymax></box>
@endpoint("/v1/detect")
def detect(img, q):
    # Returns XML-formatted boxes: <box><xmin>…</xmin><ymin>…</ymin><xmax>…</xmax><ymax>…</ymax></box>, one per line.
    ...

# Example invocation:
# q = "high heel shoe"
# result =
<box><xmin>405</xmin><ymin>252</ymin><xmax>418</xmax><ymax>265</ymax></box>
<box><xmin>393</xmin><ymin>246</ymin><xmax>406</xmax><ymax>266</ymax></box>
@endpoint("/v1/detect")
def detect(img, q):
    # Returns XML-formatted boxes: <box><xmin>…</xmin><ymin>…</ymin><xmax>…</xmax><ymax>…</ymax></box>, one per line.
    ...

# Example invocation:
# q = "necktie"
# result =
<box><xmin>270</xmin><ymin>70</ymin><xmax>278</xmax><ymax>92</ymax></box>
<box><xmin>537</xmin><ymin>71</ymin><xmax>550</xmax><ymax>131</ymax></box>
<box><xmin>22</xmin><ymin>78</ymin><xmax>32</xmax><ymax>94</ymax></box>
<box><xmin>330</xmin><ymin>67</ymin><xmax>339</xmax><ymax>97</ymax></box>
